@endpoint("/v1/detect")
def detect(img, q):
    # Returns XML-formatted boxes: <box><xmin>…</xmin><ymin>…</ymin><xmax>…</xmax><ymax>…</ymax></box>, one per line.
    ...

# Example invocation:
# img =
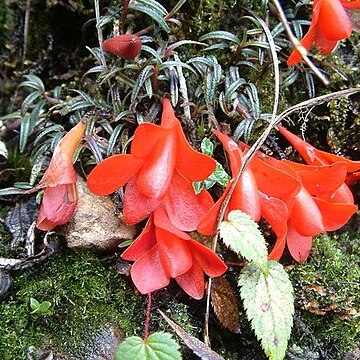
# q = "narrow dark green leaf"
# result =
<box><xmin>20</xmin><ymin>91</ymin><xmax>41</xmax><ymax>116</ymax></box>
<box><xmin>107</xmin><ymin>124</ymin><xmax>124</xmax><ymax>156</ymax></box>
<box><xmin>199</xmin><ymin>31</ymin><xmax>241</xmax><ymax>44</ymax></box>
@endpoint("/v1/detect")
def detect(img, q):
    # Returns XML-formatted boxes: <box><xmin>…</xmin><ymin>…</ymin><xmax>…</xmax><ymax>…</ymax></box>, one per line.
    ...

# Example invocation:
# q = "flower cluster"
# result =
<box><xmin>287</xmin><ymin>0</ymin><xmax>360</xmax><ymax>65</ymax></box>
<box><xmin>197</xmin><ymin>129</ymin><xmax>358</xmax><ymax>263</ymax></box>
<box><xmin>87</xmin><ymin>98</ymin><xmax>227</xmax><ymax>299</ymax></box>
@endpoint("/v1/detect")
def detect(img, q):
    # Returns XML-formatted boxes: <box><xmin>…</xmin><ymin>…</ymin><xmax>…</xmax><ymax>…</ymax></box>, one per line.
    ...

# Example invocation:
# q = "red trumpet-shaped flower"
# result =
<box><xmin>121</xmin><ymin>207</ymin><xmax>227</xmax><ymax>299</ymax></box>
<box><xmin>278</xmin><ymin>125</ymin><xmax>360</xmax><ymax>184</ymax></box>
<box><xmin>102</xmin><ymin>34</ymin><xmax>142</xmax><ymax>59</ymax></box>
<box><xmin>36</xmin><ymin>121</ymin><xmax>86</xmax><ymax>231</ymax></box>
<box><xmin>87</xmin><ymin>98</ymin><xmax>216</xmax><ymax>229</ymax></box>
<box><xmin>287</xmin><ymin>0</ymin><xmax>360</xmax><ymax>65</ymax></box>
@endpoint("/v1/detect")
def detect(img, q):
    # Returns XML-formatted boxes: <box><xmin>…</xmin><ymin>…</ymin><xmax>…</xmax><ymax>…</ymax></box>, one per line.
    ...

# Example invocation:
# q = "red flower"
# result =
<box><xmin>87</xmin><ymin>98</ymin><xmax>216</xmax><ymax>229</ymax></box>
<box><xmin>287</xmin><ymin>0</ymin><xmax>360</xmax><ymax>65</ymax></box>
<box><xmin>102</xmin><ymin>34</ymin><xmax>142</xmax><ymax>59</ymax></box>
<box><xmin>36</xmin><ymin>121</ymin><xmax>86</xmax><ymax>231</ymax></box>
<box><xmin>278</xmin><ymin>125</ymin><xmax>360</xmax><ymax>184</ymax></box>
<box><xmin>121</xmin><ymin>207</ymin><xmax>227</xmax><ymax>299</ymax></box>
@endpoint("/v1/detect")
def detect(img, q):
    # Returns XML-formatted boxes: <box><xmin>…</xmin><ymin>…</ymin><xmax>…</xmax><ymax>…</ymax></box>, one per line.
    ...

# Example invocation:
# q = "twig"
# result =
<box><xmin>22</xmin><ymin>0</ymin><xmax>31</xmax><ymax>67</ymax></box>
<box><xmin>272</xmin><ymin>0</ymin><xmax>330</xmax><ymax>86</ymax></box>
<box><xmin>203</xmin><ymin>9</ymin><xmax>281</xmax><ymax>347</ymax></box>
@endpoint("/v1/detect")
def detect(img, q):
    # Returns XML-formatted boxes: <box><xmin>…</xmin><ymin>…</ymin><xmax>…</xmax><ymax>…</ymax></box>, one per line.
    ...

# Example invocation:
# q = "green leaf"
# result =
<box><xmin>129</xmin><ymin>2</ymin><xmax>170</xmax><ymax>33</ymax></box>
<box><xmin>29</xmin><ymin>297</ymin><xmax>40</xmax><ymax>311</ymax></box>
<box><xmin>107</xmin><ymin>124</ymin><xmax>125</xmax><ymax>156</ymax></box>
<box><xmin>219</xmin><ymin>210</ymin><xmax>268</xmax><ymax>267</ymax></box>
<box><xmin>200</xmin><ymin>137</ymin><xmax>214</xmax><ymax>156</ymax></box>
<box><xmin>115</xmin><ymin>332</ymin><xmax>181</xmax><ymax>360</ymax></box>
<box><xmin>19</xmin><ymin>114</ymin><xmax>35</xmax><ymax>153</ymax></box>
<box><xmin>239</xmin><ymin>261</ymin><xmax>294</xmax><ymax>360</ymax></box>
<box><xmin>20</xmin><ymin>91</ymin><xmax>41</xmax><ymax>116</ymax></box>
<box><xmin>131</xmin><ymin>65</ymin><xmax>154</xmax><ymax>103</ymax></box>
<box><xmin>199</xmin><ymin>31</ymin><xmax>241</xmax><ymax>44</ymax></box>
<box><xmin>20</xmin><ymin>75</ymin><xmax>45</xmax><ymax>93</ymax></box>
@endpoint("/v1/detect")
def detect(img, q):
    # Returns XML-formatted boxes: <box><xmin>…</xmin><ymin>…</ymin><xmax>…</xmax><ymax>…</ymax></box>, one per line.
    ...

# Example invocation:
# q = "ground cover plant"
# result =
<box><xmin>0</xmin><ymin>0</ymin><xmax>359</xmax><ymax>359</ymax></box>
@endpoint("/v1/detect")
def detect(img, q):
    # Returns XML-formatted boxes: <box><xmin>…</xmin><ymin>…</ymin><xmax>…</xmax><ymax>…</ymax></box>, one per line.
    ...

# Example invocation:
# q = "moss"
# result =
<box><xmin>289</xmin><ymin>228</ymin><xmax>360</xmax><ymax>358</ymax></box>
<box><xmin>0</xmin><ymin>250</ymin><xmax>146</xmax><ymax>359</ymax></box>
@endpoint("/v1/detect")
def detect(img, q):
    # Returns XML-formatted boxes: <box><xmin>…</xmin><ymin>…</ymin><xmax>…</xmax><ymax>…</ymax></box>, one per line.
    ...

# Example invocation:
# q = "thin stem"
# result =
<box><xmin>22</xmin><ymin>0</ymin><xmax>31</xmax><ymax>67</ymax></box>
<box><xmin>272</xmin><ymin>0</ymin><xmax>330</xmax><ymax>86</ymax></box>
<box><xmin>144</xmin><ymin>293</ymin><xmax>152</xmax><ymax>340</ymax></box>
<box><xmin>120</xmin><ymin>0</ymin><xmax>130</xmax><ymax>34</ymax></box>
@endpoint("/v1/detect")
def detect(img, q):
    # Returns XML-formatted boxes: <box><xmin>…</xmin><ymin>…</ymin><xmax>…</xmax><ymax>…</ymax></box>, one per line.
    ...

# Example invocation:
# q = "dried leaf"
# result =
<box><xmin>158</xmin><ymin>310</ymin><xmax>225</xmax><ymax>360</ymax></box>
<box><xmin>211</xmin><ymin>277</ymin><xmax>241</xmax><ymax>333</ymax></box>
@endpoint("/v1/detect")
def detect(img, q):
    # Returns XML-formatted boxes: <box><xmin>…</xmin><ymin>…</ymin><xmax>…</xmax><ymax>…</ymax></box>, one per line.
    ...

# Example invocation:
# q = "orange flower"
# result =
<box><xmin>121</xmin><ymin>207</ymin><xmax>227</xmax><ymax>299</ymax></box>
<box><xmin>36</xmin><ymin>121</ymin><xmax>86</xmax><ymax>231</ymax></box>
<box><xmin>102</xmin><ymin>34</ymin><xmax>142</xmax><ymax>59</ymax></box>
<box><xmin>87</xmin><ymin>98</ymin><xmax>216</xmax><ymax>228</ymax></box>
<box><xmin>287</xmin><ymin>0</ymin><xmax>360</xmax><ymax>65</ymax></box>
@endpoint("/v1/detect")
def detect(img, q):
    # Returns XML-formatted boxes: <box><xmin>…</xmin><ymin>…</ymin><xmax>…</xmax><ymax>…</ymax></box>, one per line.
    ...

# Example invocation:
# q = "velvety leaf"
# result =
<box><xmin>115</xmin><ymin>332</ymin><xmax>181</xmax><ymax>360</ymax></box>
<box><xmin>239</xmin><ymin>261</ymin><xmax>294</xmax><ymax>360</ymax></box>
<box><xmin>219</xmin><ymin>210</ymin><xmax>268</xmax><ymax>267</ymax></box>
<box><xmin>158</xmin><ymin>310</ymin><xmax>225</xmax><ymax>360</ymax></box>
<box><xmin>211</xmin><ymin>277</ymin><xmax>241</xmax><ymax>333</ymax></box>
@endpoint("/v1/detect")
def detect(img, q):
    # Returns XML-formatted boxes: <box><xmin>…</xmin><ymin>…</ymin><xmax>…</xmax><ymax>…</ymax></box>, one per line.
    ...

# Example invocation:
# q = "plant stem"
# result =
<box><xmin>144</xmin><ymin>293</ymin><xmax>152</xmax><ymax>340</ymax></box>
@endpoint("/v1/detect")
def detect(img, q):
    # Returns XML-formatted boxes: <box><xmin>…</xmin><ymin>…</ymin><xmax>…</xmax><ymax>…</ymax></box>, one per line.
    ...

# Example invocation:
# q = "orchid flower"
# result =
<box><xmin>87</xmin><ymin>98</ymin><xmax>216</xmax><ymax>228</ymax></box>
<box><xmin>278</xmin><ymin>125</ymin><xmax>360</xmax><ymax>185</ymax></box>
<box><xmin>102</xmin><ymin>34</ymin><xmax>142</xmax><ymax>59</ymax></box>
<box><xmin>121</xmin><ymin>207</ymin><xmax>227</xmax><ymax>299</ymax></box>
<box><xmin>36</xmin><ymin>121</ymin><xmax>86</xmax><ymax>231</ymax></box>
<box><xmin>287</xmin><ymin>0</ymin><xmax>360</xmax><ymax>65</ymax></box>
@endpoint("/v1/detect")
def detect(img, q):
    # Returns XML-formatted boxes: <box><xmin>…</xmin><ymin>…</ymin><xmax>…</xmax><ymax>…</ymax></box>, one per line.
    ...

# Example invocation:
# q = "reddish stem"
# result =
<box><xmin>144</xmin><ymin>293</ymin><xmax>152</xmax><ymax>340</ymax></box>
<box><xmin>120</xmin><ymin>0</ymin><xmax>130</xmax><ymax>34</ymax></box>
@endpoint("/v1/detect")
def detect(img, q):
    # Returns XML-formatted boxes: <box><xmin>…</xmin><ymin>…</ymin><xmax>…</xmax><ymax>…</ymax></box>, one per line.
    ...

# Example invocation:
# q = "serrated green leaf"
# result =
<box><xmin>239</xmin><ymin>261</ymin><xmax>294</xmax><ymax>360</ymax></box>
<box><xmin>115</xmin><ymin>332</ymin><xmax>181</xmax><ymax>360</ymax></box>
<box><xmin>129</xmin><ymin>2</ymin><xmax>170</xmax><ymax>33</ymax></box>
<box><xmin>201</xmin><ymin>137</ymin><xmax>214</xmax><ymax>156</ymax></box>
<box><xmin>199</xmin><ymin>31</ymin><xmax>240</xmax><ymax>44</ymax></box>
<box><xmin>131</xmin><ymin>65</ymin><xmax>154</xmax><ymax>103</ymax></box>
<box><xmin>219</xmin><ymin>210</ymin><xmax>268</xmax><ymax>266</ymax></box>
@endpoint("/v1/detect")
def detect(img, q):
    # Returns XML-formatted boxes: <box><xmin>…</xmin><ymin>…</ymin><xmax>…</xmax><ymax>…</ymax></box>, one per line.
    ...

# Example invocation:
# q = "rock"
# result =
<box><xmin>65</xmin><ymin>177</ymin><xmax>136</xmax><ymax>251</ymax></box>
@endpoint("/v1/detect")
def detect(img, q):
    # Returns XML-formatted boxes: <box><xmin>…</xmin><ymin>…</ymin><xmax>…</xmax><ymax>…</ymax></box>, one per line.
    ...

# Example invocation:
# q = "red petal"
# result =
<box><xmin>283</xmin><ymin>161</ymin><xmax>347</xmax><ymax>196</ymax></box>
<box><xmin>87</xmin><ymin>154</ymin><xmax>142</xmax><ymax>196</ymax></box>
<box><xmin>130</xmin><ymin>245</ymin><xmax>170</xmax><ymax>294</ymax></box>
<box><xmin>36</xmin><ymin>184</ymin><xmax>77</xmax><ymax>230</ymax></box>
<box><xmin>175</xmin><ymin>121</ymin><xmax>216</xmax><ymax>181</ymax></box>
<box><xmin>175</xmin><ymin>260</ymin><xmax>205</xmax><ymax>300</ymax></box>
<box><xmin>268</xmin><ymin>232</ymin><xmax>287</xmax><ymax>261</ymax></box>
<box><xmin>161</xmin><ymin>98</ymin><xmax>179</xmax><ymax>129</ymax></box>
<box><xmin>251</xmin><ymin>154</ymin><xmax>301</xmax><ymax>199</ymax></box>
<box><xmin>329</xmin><ymin>183</ymin><xmax>354</xmax><ymax>204</ymax></box>
<box><xmin>121</xmin><ymin>216</ymin><xmax>156</xmax><ymax>261</ymax></box>
<box><xmin>313</xmin><ymin>197</ymin><xmax>357</xmax><ymax>231</ymax></box>
<box><xmin>197</xmin><ymin>189</ymin><xmax>228</xmax><ymax>236</ymax></box>
<box><xmin>102</xmin><ymin>34</ymin><xmax>142</xmax><ymax>59</ymax></box>
<box><xmin>317</xmin><ymin>0</ymin><xmax>352</xmax><ymax>40</ymax></box>
<box><xmin>153</xmin><ymin>207</ymin><xmax>191</xmax><ymax>240</ymax></box>
<box><xmin>136</xmin><ymin>131</ymin><xmax>177</xmax><ymax>199</ymax></box>
<box><xmin>131</xmin><ymin>123</ymin><xmax>167</xmax><ymax>159</ymax></box>
<box><xmin>165</xmin><ymin>172</ymin><xmax>214</xmax><ymax>231</ymax></box>
<box><xmin>287</xmin><ymin>222</ymin><xmax>313</xmax><ymax>263</ymax></box>
<box><xmin>40</xmin><ymin>122</ymin><xmax>85</xmax><ymax>187</ymax></box>
<box><xmin>290</xmin><ymin>187</ymin><xmax>325</xmax><ymax>236</ymax></box>
<box><xmin>123</xmin><ymin>179</ymin><xmax>161</xmax><ymax>224</ymax></box>
<box><xmin>313</xmin><ymin>27</ymin><xmax>338</xmax><ymax>55</ymax></box>
<box><xmin>188</xmin><ymin>239</ymin><xmax>227</xmax><ymax>277</ymax></box>
<box><xmin>287</xmin><ymin>25</ymin><xmax>316</xmax><ymax>65</ymax></box>
<box><xmin>341</xmin><ymin>0</ymin><xmax>360</xmax><ymax>9</ymax></box>
<box><xmin>156</xmin><ymin>228</ymin><xmax>193</xmax><ymax>278</ymax></box>
<box><xmin>213</xmin><ymin>130</ymin><xmax>242</xmax><ymax>175</ymax></box>
<box><xmin>228</xmin><ymin>170</ymin><xmax>261</xmax><ymax>222</ymax></box>
<box><xmin>346</xmin><ymin>171</ymin><xmax>360</xmax><ymax>185</ymax></box>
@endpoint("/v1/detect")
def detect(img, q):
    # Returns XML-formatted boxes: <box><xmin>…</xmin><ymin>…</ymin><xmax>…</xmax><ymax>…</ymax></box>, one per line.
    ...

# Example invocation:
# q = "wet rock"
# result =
<box><xmin>0</xmin><ymin>270</ymin><xmax>12</xmax><ymax>298</ymax></box>
<box><xmin>65</xmin><ymin>177</ymin><xmax>136</xmax><ymax>251</ymax></box>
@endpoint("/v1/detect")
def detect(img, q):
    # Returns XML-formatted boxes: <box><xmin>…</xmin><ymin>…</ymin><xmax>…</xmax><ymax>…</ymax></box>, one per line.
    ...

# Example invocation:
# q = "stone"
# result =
<box><xmin>65</xmin><ymin>177</ymin><xmax>136</xmax><ymax>251</ymax></box>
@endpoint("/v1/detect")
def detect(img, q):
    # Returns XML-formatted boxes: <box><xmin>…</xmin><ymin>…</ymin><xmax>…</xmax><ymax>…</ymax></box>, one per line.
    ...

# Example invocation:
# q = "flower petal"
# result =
<box><xmin>153</xmin><ymin>207</ymin><xmax>191</xmax><ymax>240</ymax></box>
<box><xmin>136</xmin><ymin>131</ymin><xmax>177</xmax><ymax>199</ymax></box>
<box><xmin>175</xmin><ymin>260</ymin><xmax>205</xmax><ymax>300</ymax></box>
<box><xmin>156</xmin><ymin>228</ymin><xmax>193</xmax><ymax>278</ymax></box>
<box><xmin>123</xmin><ymin>178</ymin><xmax>161</xmax><ymax>224</ymax></box>
<box><xmin>130</xmin><ymin>245</ymin><xmax>170</xmax><ymax>294</ymax></box>
<box><xmin>287</xmin><ymin>25</ymin><xmax>316</xmax><ymax>65</ymax></box>
<box><xmin>188</xmin><ymin>239</ymin><xmax>227</xmax><ymax>277</ymax></box>
<box><xmin>283</xmin><ymin>161</ymin><xmax>348</xmax><ymax>196</ymax></box>
<box><xmin>121</xmin><ymin>216</ymin><xmax>156</xmax><ymax>261</ymax></box>
<box><xmin>287</xmin><ymin>221</ymin><xmax>313</xmax><ymax>263</ymax></box>
<box><xmin>102</xmin><ymin>34</ymin><xmax>142</xmax><ymax>59</ymax></box>
<box><xmin>290</xmin><ymin>187</ymin><xmax>325</xmax><ymax>236</ymax></box>
<box><xmin>40</xmin><ymin>121</ymin><xmax>86</xmax><ymax>187</ymax></box>
<box><xmin>165</xmin><ymin>172</ymin><xmax>214</xmax><ymax>231</ymax></box>
<box><xmin>313</xmin><ymin>197</ymin><xmax>357</xmax><ymax>231</ymax></box>
<box><xmin>131</xmin><ymin>123</ymin><xmax>168</xmax><ymax>158</ymax></box>
<box><xmin>317</xmin><ymin>0</ymin><xmax>352</xmax><ymax>41</ymax></box>
<box><xmin>87</xmin><ymin>154</ymin><xmax>142</xmax><ymax>196</ymax></box>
